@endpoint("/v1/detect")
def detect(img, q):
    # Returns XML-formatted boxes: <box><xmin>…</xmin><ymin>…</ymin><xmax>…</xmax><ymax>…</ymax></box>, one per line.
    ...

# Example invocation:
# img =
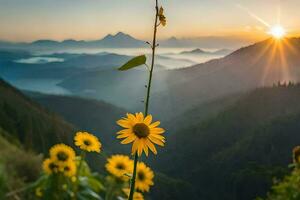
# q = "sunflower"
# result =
<box><xmin>42</xmin><ymin>158</ymin><xmax>59</xmax><ymax>174</ymax></box>
<box><xmin>293</xmin><ymin>146</ymin><xmax>300</xmax><ymax>164</ymax></box>
<box><xmin>123</xmin><ymin>188</ymin><xmax>144</xmax><ymax>200</ymax></box>
<box><xmin>116</xmin><ymin>112</ymin><xmax>165</xmax><ymax>156</ymax></box>
<box><xmin>49</xmin><ymin>144</ymin><xmax>76</xmax><ymax>164</ymax></box>
<box><xmin>35</xmin><ymin>187</ymin><xmax>43</xmax><ymax>198</ymax></box>
<box><xmin>74</xmin><ymin>131</ymin><xmax>102</xmax><ymax>153</ymax></box>
<box><xmin>105</xmin><ymin>155</ymin><xmax>133</xmax><ymax>181</ymax></box>
<box><xmin>60</xmin><ymin>161</ymin><xmax>77</xmax><ymax>177</ymax></box>
<box><xmin>135</xmin><ymin>162</ymin><xmax>154</xmax><ymax>192</ymax></box>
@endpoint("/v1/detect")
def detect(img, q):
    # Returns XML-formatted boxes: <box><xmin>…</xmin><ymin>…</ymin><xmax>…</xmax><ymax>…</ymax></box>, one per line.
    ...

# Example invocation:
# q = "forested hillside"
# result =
<box><xmin>0</xmin><ymin>128</ymin><xmax>41</xmax><ymax>199</ymax></box>
<box><xmin>29</xmin><ymin>93</ymin><xmax>129</xmax><ymax>154</ymax></box>
<box><xmin>154</xmin><ymin>83</ymin><xmax>300</xmax><ymax>200</ymax></box>
<box><xmin>0</xmin><ymin>79</ymin><xmax>74</xmax><ymax>153</ymax></box>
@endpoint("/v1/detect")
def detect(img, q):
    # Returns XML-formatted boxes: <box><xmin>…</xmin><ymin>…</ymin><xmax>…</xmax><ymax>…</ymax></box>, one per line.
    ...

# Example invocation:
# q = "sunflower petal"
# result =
<box><xmin>145</xmin><ymin>139</ymin><xmax>157</xmax><ymax>154</ymax></box>
<box><xmin>142</xmin><ymin>140</ymin><xmax>149</xmax><ymax>156</ymax></box>
<box><xmin>144</xmin><ymin>115</ymin><xmax>152</xmax><ymax>125</ymax></box>
<box><xmin>149</xmin><ymin>121</ymin><xmax>160</xmax><ymax>128</ymax></box>
<box><xmin>132</xmin><ymin>139</ymin><xmax>139</xmax><ymax>154</ymax></box>
<box><xmin>127</xmin><ymin>113</ymin><xmax>136</xmax><ymax>121</ymax></box>
<box><xmin>148</xmin><ymin>135</ymin><xmax>165</xmax><ymax>146</ymax></box>
<box><xmin>117</xmin><ymin>119</ymin><xmax>132</xmax><ymax>128</ymax></box>
<box><xmin>151</xmin><ymin>127</ymin><xmax>165</xmax><ymax>134</ymax></box>
<box><xmin>117</xmin><ymin>133</ymin><xmax>132</xmax><ymax>139</ymax></box>
<box><xmin>137</xmin><ymin>141</ymin><xmax>143</xmax><ymax>156</ymax></box>
<box><xmin>149</xmin><ymin>134</ymin><xmax>165</xmax><ymax>141</ymax></box>
<box><xmin>121</xmin><ymin>135</ymin><xmax>136</xmax><ymax>144</ymax></box>
<box><xmin>117</xmin><ymin>129</ymin><xmax>131</xmax><ymax>135</ymax></box>
<box><xmin>136</xmin><ymin>112</ymin><xmax>144</xmax><ymax>123</ymax></box>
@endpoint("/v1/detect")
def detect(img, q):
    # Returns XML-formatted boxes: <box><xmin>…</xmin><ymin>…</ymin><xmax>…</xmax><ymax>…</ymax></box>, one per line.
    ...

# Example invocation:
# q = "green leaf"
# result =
<box><xmin>118</xmin><ymin>55</ymin><xmax>146</xmax><ymax>71</ymax></box>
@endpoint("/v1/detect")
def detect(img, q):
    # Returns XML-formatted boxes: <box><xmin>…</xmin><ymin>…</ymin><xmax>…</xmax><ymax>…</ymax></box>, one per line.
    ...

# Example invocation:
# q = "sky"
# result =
<box><xmin>0</xmin><ymin>0</ymin><xmax>300</xmax><ymax>42</ymax></box>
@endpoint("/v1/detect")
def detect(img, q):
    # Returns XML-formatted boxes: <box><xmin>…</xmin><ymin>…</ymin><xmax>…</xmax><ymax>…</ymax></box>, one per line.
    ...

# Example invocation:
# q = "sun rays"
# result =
<box><xmin>269</xmin><ymin>25</ymin><xmax>286</xmax><ymax>39</ymax></box>
<box><xmin>256</xmin><ymin>38</ymin><xmax>296</xmax><ymax>86</ymax></box>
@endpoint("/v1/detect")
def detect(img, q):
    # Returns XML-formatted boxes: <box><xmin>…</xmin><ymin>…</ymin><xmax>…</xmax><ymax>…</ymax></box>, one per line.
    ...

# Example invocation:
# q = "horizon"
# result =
<box><xmin>1</xmin><ymin>0</ymin><xmax>300</xmax><ymax>42</ymax></box>
<box><xmin>0</xmin><ymin>31</ymin><xmax>272</xmax><ymax>43</ymax></box>
<box><xmin>2</xmin><ymin>31</ymin><xmax>300</xmax><ymax>46</ymax></box>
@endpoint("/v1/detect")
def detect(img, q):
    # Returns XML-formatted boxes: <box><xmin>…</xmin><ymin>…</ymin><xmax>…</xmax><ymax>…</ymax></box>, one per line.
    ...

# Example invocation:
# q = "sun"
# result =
<box><xmin>269</xmin><ymin>25</ymin><xmax>286</xmax><ymax>39</ymax></box>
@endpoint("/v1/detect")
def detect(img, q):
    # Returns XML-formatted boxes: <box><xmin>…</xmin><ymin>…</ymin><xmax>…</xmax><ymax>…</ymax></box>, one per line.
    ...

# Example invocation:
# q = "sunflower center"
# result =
<box><xmin>49</xmin><ymin>163</ymin><xmax>58</xmax><ymax>170</ymax></box>
<box><xmin>57</xmin><ymin>151</ymin><xmax>69</xmax><ymax>161</ymax></box>
<box><xmin>116</xmin><ymin>163</ymin><xmax>125</xmax><ymax>170</ymax></box>
<box><xmin>137</xmin><ymin>171</ymin><xmax>145</xmax><ymax>181</ymax></box>
<box><xmin>84</xmin><ymin>139</ymin><xmax>91</xmax><ymax>146</ymax></box>
<box><xmin>133</xmin><ymin>123</ymin><xmax>150</xmax><ymax>138</ymax></box>
<box><xmin>64</xmin><ymin>166</ymin><xmax>70</xmax><ymax>171</ymax></box>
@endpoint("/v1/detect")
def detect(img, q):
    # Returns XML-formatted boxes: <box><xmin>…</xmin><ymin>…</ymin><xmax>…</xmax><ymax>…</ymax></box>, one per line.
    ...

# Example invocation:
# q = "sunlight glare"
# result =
<box><xmin>269</xmin><ymin>25</ymin><xmax>286</xmax><ymax>39</ymax></box>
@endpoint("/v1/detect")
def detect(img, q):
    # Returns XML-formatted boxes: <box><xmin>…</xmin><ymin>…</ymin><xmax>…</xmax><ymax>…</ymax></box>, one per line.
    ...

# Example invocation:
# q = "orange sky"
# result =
<box><xmin>0</xmin><ymin>0</ymin><xmax>300</xmax><ymax>42</ymax></box>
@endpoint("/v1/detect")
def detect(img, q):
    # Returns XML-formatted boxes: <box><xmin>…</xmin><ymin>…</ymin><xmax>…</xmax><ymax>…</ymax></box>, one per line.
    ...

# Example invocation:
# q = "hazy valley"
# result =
<box><xmin>1</xmin><ymin>32</ymin><xmax>300</xmax><ymax>199</ymax></box>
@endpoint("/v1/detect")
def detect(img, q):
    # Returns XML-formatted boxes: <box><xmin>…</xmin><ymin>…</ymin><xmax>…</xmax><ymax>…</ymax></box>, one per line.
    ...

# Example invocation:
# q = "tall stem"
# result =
<box><xmin>128</xmin><ymin>1</ymin><xmax>159</xmax><ymax>199</ymax></box>
<box><xmin>73</xmin><ymin>151</ymin><xmax>85</xmax><ymax>200</ymax></box>
<box><xmin>145</xmin><ymin>0</ymin><xmax>159</xmax><ymax>116</ymax></box>
<box><xmin>128</xmin><ymin>153</ymin><xmax>138</xmax><ymax>200</ymax></box>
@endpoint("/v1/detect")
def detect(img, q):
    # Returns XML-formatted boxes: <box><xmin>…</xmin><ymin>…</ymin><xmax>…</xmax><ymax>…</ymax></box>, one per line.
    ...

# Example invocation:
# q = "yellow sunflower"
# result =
<box><xmin>60</xmin><ymin>161</ymin><xmax>77</xmax><ymax>177</ymax></box>
<box><xmin>135</xmin><ymin>162</ymin><xmax>154</xmax><ymax>192</ymax></box>
<box><xmin>49</xmin><ymin>143</ymin><xmax>76</xmax><ymax>164</ymax></box>
<box><xmin>35</xmin><ymin>187</ymin><xmax>43</xmax><ymax>198</ymax></box>
<box><xmin>105</xmin><ymin>155</ymin><xmax>133</xmax><ymax>181</ymax></box>
<box><xmin>74</xmin><ymin>131</ymin><xmax>102</xmax><ymax>153</ymax></box>
<box><xmin>123</xmin><ymin>188</ymin><xmax>144</xmax><ymax>200</ymax></box>
<box><xmin>293</xmin><ymin>146</ymin><xmax>300</xmax><ymax>164</ymax></box>
<box><xmin>116</xmin><ymin>112</ymin><xmax>165</xmax><ymax>156</ymax></box>
<box><xmin>42</xmin><ymin>158</ymin><xmax>59</xmax><ymax>174</ymax></box>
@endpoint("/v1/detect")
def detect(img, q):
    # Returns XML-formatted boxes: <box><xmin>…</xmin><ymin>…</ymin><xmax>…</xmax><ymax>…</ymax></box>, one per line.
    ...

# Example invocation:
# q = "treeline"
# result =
<box><xmin>0</xmin><ymin>79</ymin><xmax>74</xmax><ymax>153</ymax></box>
<box><xmin>154</xmin><ymin>84</ymin><xmax>300</xmax><ymax>200</ymax></box>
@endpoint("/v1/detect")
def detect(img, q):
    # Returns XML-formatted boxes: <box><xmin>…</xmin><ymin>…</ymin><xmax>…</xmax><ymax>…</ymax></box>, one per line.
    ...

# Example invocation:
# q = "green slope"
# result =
<box><xmin>0</xmin><ymin>78</ymin><xmax>74</xmax><ymax>153</ymax></box>
<box><xmin>0</xmin><ymin>128</ymin><xmax>41</xmax><ymax>199</ymax></box>
<box><xmin>154</xmin><ymin>84</ymin><xmax>300</xmax><ymax>200</ymax></box>
<box><xmin>29</xmin><ymin>92</ymin><xmax>129</xmax><ymax>154</ymax></box>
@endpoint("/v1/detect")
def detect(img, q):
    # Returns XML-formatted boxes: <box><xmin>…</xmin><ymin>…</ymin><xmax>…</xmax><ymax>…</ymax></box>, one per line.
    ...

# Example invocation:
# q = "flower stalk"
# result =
<box><xmin>128</xmin><ymin>0</ymin><xmax>159</xmax><ymax>199</ymax></box>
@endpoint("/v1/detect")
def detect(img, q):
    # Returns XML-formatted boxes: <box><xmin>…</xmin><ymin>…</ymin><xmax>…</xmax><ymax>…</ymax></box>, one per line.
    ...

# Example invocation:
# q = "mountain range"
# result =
<box><xmin>153</xmin><ymin>84</ymin><xmax>300</xmax><ymax>200</ymax></box>
<box><xmin>179</xmin><ymin>48</ymin><xmax>233</xmax><ymax>55</ymax></box>
<box><xmin>1</xmin><ymin>36</ymin><xmax>300</xmax><ymax>200</ymax></box>
<box><xmin>0</xmin><ymin>32</ymin><xmax>252</xmax><ymax>49</ymax></box>
<box><xmin>56</xmin><ymin>37</ymin><xmax>300</xmax><ymax>119</ymax></box>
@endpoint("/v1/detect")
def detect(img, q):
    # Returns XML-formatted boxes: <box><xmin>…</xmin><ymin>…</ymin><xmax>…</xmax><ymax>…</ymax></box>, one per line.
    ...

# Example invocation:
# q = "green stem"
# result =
<box><xmin>144</xmin><ymin>0</ymin><xmax>159</xmax><ymax>116</ymax></box>
<box><xmin>128</xmin><ymin>152</ymin><xmax>138</xmax><ymax>200</ymax></box>
<box><xmin>128</xmin><ymin>1</ymin><xmax>159</xmax><ymax>200</ymax></box>
<box><xmin>73</xmin><ymin>151</ymin><xmax>86</xmax><ymax>199</ymax></box>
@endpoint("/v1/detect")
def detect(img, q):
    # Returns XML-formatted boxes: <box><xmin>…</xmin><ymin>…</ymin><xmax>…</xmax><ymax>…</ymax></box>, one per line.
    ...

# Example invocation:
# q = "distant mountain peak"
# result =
<box><xmin>102</xmin><ymin>32</ymin><xmax>135</xmax><ymax>40</ymax></box>
<box><xmin>99</xmin><ymin>32</ymin><xmax>145</xmax><ymax>47</ymax></box>
<box><xmin>180</xmin><ymin>48</ymin><xmax>207</xmax><ymax>54</ymax></box>
<box><xmin>115</xmin><ymin>31</ymin><xmax>128</xmax><ymax>37</ymax></box>
<box><xmin>168</xmin><ymin>36</ymin><xmax>178</xmax><ymax>41</ymax></box>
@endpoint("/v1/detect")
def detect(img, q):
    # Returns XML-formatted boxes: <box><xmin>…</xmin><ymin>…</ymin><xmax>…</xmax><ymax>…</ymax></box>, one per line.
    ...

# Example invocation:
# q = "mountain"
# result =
<box><xmin>146</xmin><ymin>37</ymin><xmax>300</xmax><ymax>118</ymax></box>
<box><xmin>0</xmin><ymin>78</ymin><xmax>74</xmax><ymax>153</ymax></box>
<box><xmin>0</xmin><ymin>129</ymin><xmax>42</xmax><ymax>199</ymax></box>
<box><xmin>0</xmin><ymin>33</ymin><xmax>253</xmax><ymax>50</ymax></box>
<box><xmin>154</xmin><ymin>84</ymin><xmax>300</xmax><ymax>200</ymax></box>
<box><xmin>92</xmin><ymin>32</ymin><xmax>145</xmax><ymax>47</ymax></box>
<box><xmin>57</xmin><ymin>65</ymin><xmax>169</xmax><ymax>111</ymax></box>
<box><xmin>0</xmin><ymin>32</ymin><xmax>146</xmax><ymax>50</ymax></box>
<box><xmin>28</xmin><ymin>92</ymin><xmax>129</xmax><ymax>154</ymax></box>
<box><xmin>160</xmin><ymin>35</ymin><xmax>253</xmax><ymax>49</ymax></box>
<box><xmin>57</xmin><ymin>38</ymin><xmax>300</xmax><ymax>119</ymax></box>
<box><xmin>179</xmin><ymin>48</ymin><xmax>233</xmax><ymax>55</ymax></box>
<box><xmin>213</xmin><ymin>48</ymin><xmax>233</xmax><ymax>55</ymax></box>
<box><xmin>31</xmin><ymin>40</ymin><xmax>60</xmax><ymax>47</ymax></box>
<box><xmin>180</xmin><ymin>48</ymin><xmax>208</xmax><ymax>54</ymax></box>
<box><xmin>0</xmin><ymin>51</ymin><xmax>133</xmax><ymax>80</ymax></box>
